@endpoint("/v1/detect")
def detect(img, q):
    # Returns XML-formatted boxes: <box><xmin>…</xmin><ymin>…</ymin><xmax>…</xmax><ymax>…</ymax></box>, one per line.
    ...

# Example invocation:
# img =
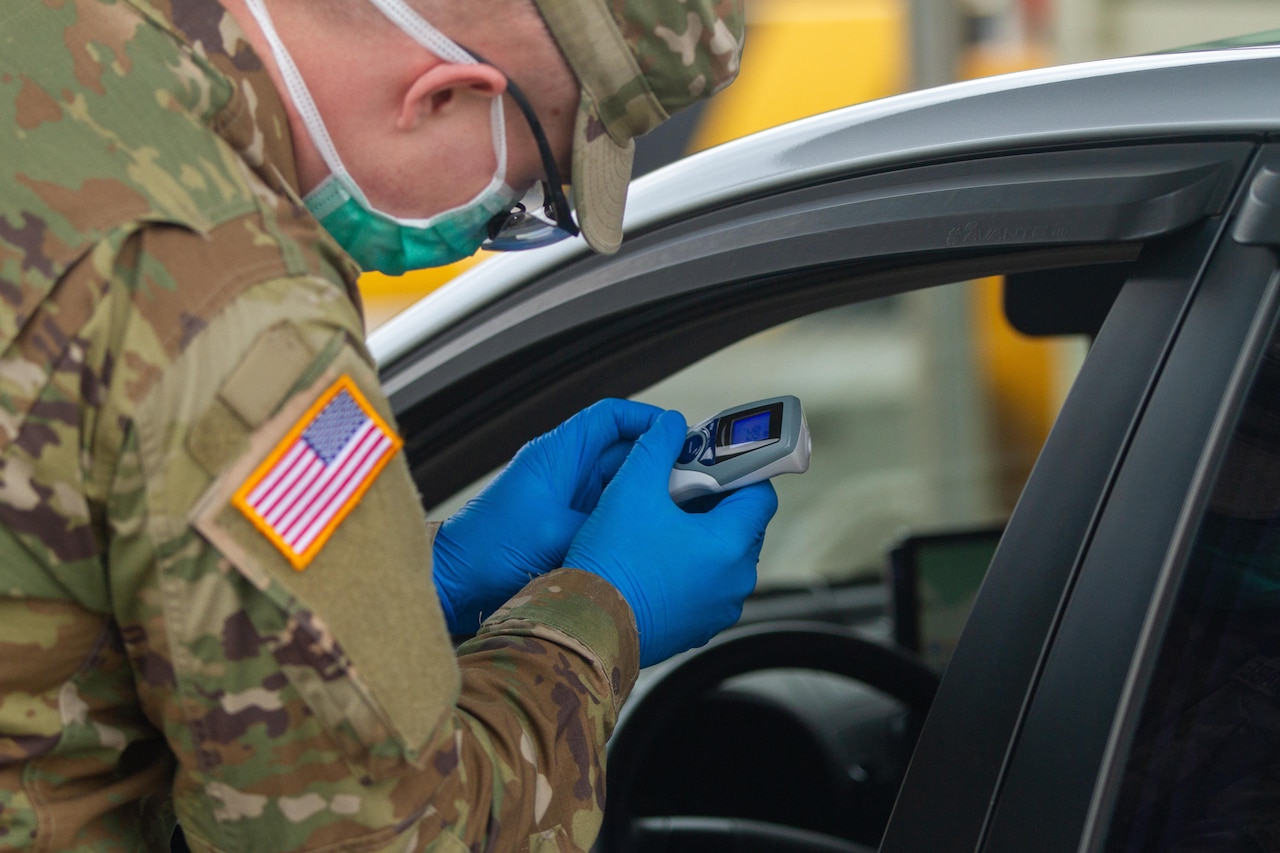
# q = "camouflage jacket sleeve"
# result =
<box><xmin>0</xmin><ymin>238</ymin><xmax>639</xmax><ymax>851</ymax></box>
<box><xmin>118</xmin><ymin>266</ymin><xmax>640</xmax><ymax>851</ymax></box>
<box><xmin>2</xmin><ymin>2</ymin><xmax>638</xmax><ymax>848</ymax></box>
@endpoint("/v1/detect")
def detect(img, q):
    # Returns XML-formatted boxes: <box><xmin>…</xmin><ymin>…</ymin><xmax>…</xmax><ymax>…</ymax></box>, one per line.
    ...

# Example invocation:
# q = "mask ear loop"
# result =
<box><xmin>243</xmin><ymin>0</ymin><xmax>511</xmax><ymax>225</ymax></box>
<box><xmin>242</xmin><ymin>0</ymin><xmax>370</xmax><ymax>208</ymax></box>
<box><xmin>360</xmin><ymin>0</ymin><xmax>512</xmax><ymax>207</ymax></box>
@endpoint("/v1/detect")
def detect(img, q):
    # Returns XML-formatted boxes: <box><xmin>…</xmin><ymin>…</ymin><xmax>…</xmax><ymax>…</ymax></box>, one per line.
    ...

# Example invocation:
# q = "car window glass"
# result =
<box><xmin>1105</xmin><ymin>324</ymin><xmax>1280</xmax><ymax>852</ymax></box>
<box><xmin>427</xmin><ymin>275</ymin><xmax>1089</xmax><ymax>658</ymax></box>
<box><xmin>633</xmin><ymin>277</ymin><xmax>1088</xmax><ymax>591</ymax></box>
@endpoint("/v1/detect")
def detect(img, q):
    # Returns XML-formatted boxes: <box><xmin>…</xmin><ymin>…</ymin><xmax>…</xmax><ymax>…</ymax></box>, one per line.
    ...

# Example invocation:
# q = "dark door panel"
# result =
<box><xmin>880</xmin><ymin>222</ymin><xmax>1226</xmax><ymax>853</ymax></box>
<box><xmin>979</xmin><ymin>152</ymin><xmax>1280</xmax><ymax>853</ymax></box>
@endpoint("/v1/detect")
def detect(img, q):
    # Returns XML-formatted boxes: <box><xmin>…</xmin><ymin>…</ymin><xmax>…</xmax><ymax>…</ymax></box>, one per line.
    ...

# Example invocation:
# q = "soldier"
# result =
<box><xmin>0</xmin><ymin>0</ymin><xmax>775</xmax><ymax>851</ymax></box>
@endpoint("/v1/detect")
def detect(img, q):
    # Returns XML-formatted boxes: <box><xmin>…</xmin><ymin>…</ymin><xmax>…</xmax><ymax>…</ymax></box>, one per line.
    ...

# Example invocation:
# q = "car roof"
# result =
<box><xmin>371</xmin><ymin>44</ymin><xmax>1280</xmax><ymax>368</ymax></box>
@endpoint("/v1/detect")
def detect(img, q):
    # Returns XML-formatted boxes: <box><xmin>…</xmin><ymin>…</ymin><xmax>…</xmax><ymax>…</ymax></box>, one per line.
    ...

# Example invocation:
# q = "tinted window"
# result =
<box><xmin>1106</xmin><ymin>329</ymin><xmax>1280</xmax><ymax>852</ymax></box>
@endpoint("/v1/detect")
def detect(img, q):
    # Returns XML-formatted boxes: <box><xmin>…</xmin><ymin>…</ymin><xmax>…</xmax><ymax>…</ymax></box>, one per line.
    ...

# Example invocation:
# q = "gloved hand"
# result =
<box><xmin>432</xmin><ymin>399</ymin><xmax>664</xmax><ymax>634</ymax></box>
<box><xmin>564</xmin><ymin>410</ymin><xmax>779</xmax><ymax>667</ymax></box>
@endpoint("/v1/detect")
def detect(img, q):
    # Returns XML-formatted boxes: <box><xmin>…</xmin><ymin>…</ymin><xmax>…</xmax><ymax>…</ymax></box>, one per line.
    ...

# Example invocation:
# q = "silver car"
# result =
<box><xmin>373</xmin><ymin>34</ymin><xmax>1280</xmax><ymax>853</ymax></box>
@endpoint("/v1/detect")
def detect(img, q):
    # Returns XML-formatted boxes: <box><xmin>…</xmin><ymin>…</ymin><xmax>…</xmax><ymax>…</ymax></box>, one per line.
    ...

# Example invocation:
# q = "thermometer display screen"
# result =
<box><xmin>730</xmin><ymin>411</ymin><xmax>773</xmax><ymax>445</ymax></box>
<box><xmin>670</xmin><ymin>396</ymin><xmax>808</xmax><ymax>504</ymax></box>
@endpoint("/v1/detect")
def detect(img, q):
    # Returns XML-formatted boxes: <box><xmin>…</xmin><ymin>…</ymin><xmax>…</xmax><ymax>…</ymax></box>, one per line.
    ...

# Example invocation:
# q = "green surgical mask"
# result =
<box><xmin>303</xmin><ymin>168</ymin><xmax>518</xmax><ymax>275</ymax></box>
<box><xmin>245</xmin><ymin>0</ymin><xmax>519</xmax><ymax>275</ymax></box>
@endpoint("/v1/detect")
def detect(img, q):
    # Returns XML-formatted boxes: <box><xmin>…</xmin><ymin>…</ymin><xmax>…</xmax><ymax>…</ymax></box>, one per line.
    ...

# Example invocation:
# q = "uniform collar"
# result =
<box><xmin>124</xmin><ymin>0</ymin><xmax>366</xmax><ymax>310</ymax></box>
<box><xmin>129</xmin><ymin>0</ymin><xmax>304</xmax><ymax>203</ymax></box>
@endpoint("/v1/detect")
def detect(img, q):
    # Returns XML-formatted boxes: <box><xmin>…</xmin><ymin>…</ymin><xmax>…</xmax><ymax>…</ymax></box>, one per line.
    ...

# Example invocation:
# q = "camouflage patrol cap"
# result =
<box><xmin>532</xmin><ymin>0</ymin><xmax>746</xmax><ymax>253</ymax></box>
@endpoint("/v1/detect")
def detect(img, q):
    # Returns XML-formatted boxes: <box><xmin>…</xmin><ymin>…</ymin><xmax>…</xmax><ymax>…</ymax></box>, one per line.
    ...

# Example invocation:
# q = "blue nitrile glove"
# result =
<box><xmin>432</xmin><ymin>399</ymin><xmax>664</xmax><ymax>634</ymax></box>
<box><xmin>564</xmin><ymin>411</ymin><xmax>780</xmax><ymax>667</ymax></box>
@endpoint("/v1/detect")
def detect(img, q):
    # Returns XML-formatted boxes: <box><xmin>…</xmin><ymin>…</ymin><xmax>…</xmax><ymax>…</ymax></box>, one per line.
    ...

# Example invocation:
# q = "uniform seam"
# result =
<box><xmin>20</xmin><ymin>615</ymin><xmax>115</xmax><ymax>853</ymax></box>
<box><xmin>99</xmin><ymin>217</ymin><xmax>348</xmax><ymax>433</ymax></box>
<box><xmin>128</xmin><ymin>278</ymin><xmax>358</xmax><ymax>852</ymax></box>
<box><xmin>24</xmin><ymin>734</ymin><xmax>57</xmax><ymax>853</ymax></box>
<box><xmin>180</xmin><ymin>823</ymin><xmax>408</xmax><ymax>853</ymax></box>
<box><xmin>208</xmin><ymin>87</ymin><xmax>247</xmax><ymax>140</ymax></box>
<box><xmin>161</xmin><ymin>258</ymin><xmax>307</xmax><ymax>355</ymax></box>
<box><xmin>132</xmin><ymin>382</ymin><xmax>223</xmax><ymax>846</ymax></box>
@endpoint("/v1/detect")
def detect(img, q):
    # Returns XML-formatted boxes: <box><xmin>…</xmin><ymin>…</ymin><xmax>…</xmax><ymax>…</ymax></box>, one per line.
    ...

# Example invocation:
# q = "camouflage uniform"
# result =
<box><xmin>0</xmin><ymin>1</ymin><xmax>639</xmax><ymax>850</ymax></box>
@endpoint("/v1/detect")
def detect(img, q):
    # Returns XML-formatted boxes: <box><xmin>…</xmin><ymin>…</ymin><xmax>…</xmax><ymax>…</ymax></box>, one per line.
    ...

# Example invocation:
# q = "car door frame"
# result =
<box><xmin>882</xmin><ymin>146</ymin><xmax>1280</xmax><ymax>853</ymax></box>
<box><xmin>380</xmin><ymin>141</ymin><xmax>1254</xmax><ymax>510</ymax></box>
<box><xmin>374</xmin><ymin>133</ymin><xmax>1270</xmax><ymax>853</ymax></box>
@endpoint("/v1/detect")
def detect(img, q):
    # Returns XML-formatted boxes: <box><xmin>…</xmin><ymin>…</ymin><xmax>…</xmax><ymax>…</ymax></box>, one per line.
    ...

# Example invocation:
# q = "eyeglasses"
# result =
<box><xmin>461</xmin><ymin>49</ymin><xmax>580</xmax><ymax>251</ymax></box>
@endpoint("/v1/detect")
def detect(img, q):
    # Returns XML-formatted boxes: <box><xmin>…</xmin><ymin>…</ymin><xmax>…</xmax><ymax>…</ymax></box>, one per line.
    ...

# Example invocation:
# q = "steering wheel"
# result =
<box><xmin>599</xmin><ymin>621</ymin><xmax>941</xmax><ymax>853</ymax></box>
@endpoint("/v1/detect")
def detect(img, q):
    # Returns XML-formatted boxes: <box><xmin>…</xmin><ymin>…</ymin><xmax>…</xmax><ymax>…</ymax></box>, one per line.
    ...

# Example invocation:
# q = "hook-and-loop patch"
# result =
<box><xmin>232</xmin><ymin>375</ymin><xmax>403</xmax><ymax>570</ymax></box>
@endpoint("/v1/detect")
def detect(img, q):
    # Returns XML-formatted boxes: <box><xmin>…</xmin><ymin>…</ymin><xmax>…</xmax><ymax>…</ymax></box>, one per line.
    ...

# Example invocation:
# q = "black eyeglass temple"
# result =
<box><xmin>461</xmin><ymin>47</ymin><xmax>579</xmax><ymax>237</ymax></box>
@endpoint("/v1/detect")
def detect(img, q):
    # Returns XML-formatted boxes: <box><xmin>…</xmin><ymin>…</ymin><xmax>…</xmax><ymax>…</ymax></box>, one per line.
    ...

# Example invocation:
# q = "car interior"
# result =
<box><xmin>423</xmin><ymin>267</ymin><xmax>1112</xmax><ymax>852</ymax></box>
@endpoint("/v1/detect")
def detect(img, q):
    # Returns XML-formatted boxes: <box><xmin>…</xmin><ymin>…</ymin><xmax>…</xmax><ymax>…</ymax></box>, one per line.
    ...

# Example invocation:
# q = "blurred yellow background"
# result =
<box><xmin>357</xmin><ymin>0</ymin><xmax>922</xmax><ymax>329</ymax></box>
<box><xmin>357</xmin><ymin>0</ymin><xmax>1064</xmax><ymax>328</ymax></box>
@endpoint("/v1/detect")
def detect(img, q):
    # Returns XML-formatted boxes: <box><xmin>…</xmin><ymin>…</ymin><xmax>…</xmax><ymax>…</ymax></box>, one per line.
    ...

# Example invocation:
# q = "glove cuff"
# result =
<box><xmin>428</xmin><ymin>521</ymin><xmax>465</xmax><ymax>634</ymax></box>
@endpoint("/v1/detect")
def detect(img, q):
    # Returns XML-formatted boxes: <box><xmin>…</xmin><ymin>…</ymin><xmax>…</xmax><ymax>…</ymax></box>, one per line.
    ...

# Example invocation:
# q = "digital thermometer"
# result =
<box><xmin>669</xmin><ymin>395</ymin><xmax>811</xmax><ymax>505</ymax></box>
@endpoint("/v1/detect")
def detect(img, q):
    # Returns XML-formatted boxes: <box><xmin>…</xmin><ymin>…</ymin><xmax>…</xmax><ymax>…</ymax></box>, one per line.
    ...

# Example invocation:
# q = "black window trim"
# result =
<box><xmin>881</xmin><ymin>221</ymin><xmax>1226</xmax><ymax>853</ymax></box>
<box><xmin>396</xmin><ymin>245</ymin><xmax>1136</xmax><ymax>509</ymax></box>
<box><xmin>383</xmin><ymin>141</ymin><xmax>1250</xmax><ymax>402</ymax></box>
<box><xmin>385</xmin><ymin>142</ymin><xmax>1253</xmax><ymax>509</ymax></box>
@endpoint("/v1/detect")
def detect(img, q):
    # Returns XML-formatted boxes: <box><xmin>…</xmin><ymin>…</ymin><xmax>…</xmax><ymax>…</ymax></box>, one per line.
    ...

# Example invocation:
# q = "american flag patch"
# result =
<box><xmin>233</xmin><ymin>375</ymin><xmax>403</xmax><ymax>570</ymax></box>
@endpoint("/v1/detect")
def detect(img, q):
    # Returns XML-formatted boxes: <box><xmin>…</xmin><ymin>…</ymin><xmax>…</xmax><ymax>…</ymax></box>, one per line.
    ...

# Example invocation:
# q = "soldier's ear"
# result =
<box><xmin>396</xmin><ymin>61</ymin><xmax>506</xmax><ymax>130</ymax></box>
